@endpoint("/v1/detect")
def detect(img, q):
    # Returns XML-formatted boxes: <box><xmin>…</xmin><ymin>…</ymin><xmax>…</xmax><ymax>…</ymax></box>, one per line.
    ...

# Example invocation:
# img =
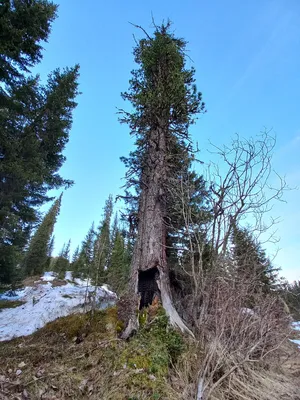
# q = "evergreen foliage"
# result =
<box><xmin>280</xmin><ymin>280</ymin><xmax>300</xmax><ymax>319</ymax></box>
<box><xmin>22</xmin><ymin>194</ymin><xmax>62</xmax><ymax>277</ymax></box>
<box><xmin>71</xmin><ymin>245</ymin><xmax>80</xmax><ymax>264</ymax></box>
<box><xmin>48</xmin><ymin>235</ymin><xmax>55</xmax><ymax>258</ymax></box>
<box><xmin>92</xmin><ymin>196</ymin><xmax>113</xmax><ymax>285</ymax></box>
<box><xmin>118</xmin><ymin>22</ymin><xmax>211</xmax><ymax>320</ymax></box>
<box><xmin>0</xmin><ymin>0</ymin><xmax>57</xmax><ymax>85</ymax></box>
<box><xmin>120</xmin><ymin>23</ymin><xmax>206</xmax><ymax>237</ymax></box>
<box><xmin>71</xmin><ymin>251</ymin><xmax>86</xmax><ymax>279</ymax></box>
<box><xmin>0</xmin><ymin>0</ymin><xmax>79</xmax><ymax>283</ymax></box>
<box><xmin>231</xmin><ymin>225</ymin><xmax>278</xmax><ymax>292</ymax></box>
<box><xmin>54</xmin><ymin>239</ymin><xmax>71</xmax><ymax>279</ymax></box>
<box><xmin>107</xmin><ymin>229</ymin><xmax>130</xmax><ymax>293</ymax></box>
<box><xmin>72</xmin><ymin>223</ymin><xmax>95</xmax><ymax>279</ymax></box>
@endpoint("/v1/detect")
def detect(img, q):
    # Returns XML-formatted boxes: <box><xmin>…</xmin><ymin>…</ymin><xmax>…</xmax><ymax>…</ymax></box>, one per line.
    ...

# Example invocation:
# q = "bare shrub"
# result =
<box><xmin>172</xmin><ymin>267</ymin><xmax>299</xmax><ymax>399</ymax></box>
<box><xmin>167</xmin><ymin>131</ymin><xmax>299</xmax><ymax>398</ymax></box>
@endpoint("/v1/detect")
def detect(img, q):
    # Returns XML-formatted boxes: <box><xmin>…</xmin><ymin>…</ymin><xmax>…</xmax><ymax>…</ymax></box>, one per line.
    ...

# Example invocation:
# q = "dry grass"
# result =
<box><xmin>0</xmin><ymin>307</ymin><xmax>182</xmax><ymax>400</ymax></box>
<box><xmin>22</xmin><ymin>276</ymin><xmax>47</xmax><ymax>287</ymax></box>
<box><xmin>51</xmin><ymin>279</ymin><xmax>68</xmax><ymax>287</ymax></box>
<box><xmin>21</xmin><ymin>276</ymin><xmax>67</xmax><ymax>288</ymax></box>
<box><xmin>0</xmin><ymin>300</ymin><xmax>25</xmax><ymax>310</ymax></box>
<box><xmin>172</xmin><ymin>274</ymin><xmax>300</xmax><ymax>400</ymax></box>
<box><xmin>0</xmin><ymin>277</ymin><xmax>299</xmax><ymax>399</ymax></box>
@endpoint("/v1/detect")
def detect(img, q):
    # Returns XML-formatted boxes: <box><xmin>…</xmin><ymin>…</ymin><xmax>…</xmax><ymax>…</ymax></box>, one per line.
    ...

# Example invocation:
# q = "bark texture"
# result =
<box><xmin>119</xmin><ymin>24</ymin><xmax>204</xmax><ymax>339</ymax></box>
<box><xmin>125</xmin><ymin>126</ymin><xmax>193</xmax><ymax>337</ymax></box>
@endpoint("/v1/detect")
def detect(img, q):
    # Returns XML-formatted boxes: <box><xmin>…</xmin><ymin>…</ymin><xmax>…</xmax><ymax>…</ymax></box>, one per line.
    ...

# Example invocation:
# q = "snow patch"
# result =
<box><xmin>290</xmin><ymin>321</ymin><xmax>300</xmax><ymax>349</ymax></box>
<box><xmin>0</xmin><ymin>272</ymin><xmax>116</xmax><ymax>342</ymax></box>
<box><xmin>41</xmin><ymin>271</ymin><xmax>56</xmax><ymax>282</ymax></box>
<box><xmin>65</xmin><ymin>271</ymin><xmax>73</xmax><ymax>281</ymax></box>
<box><xmin>292</xmin><ymin>321</ymin><xmax>300</xmax><ymax>331</ymax></box>
<box><xmin>290</xmin><ymin>339</ymin><xmax>300</xmax><ymax>346</ymax></box>
<box><xmin>0</xmin><ymin>288</ymin><xmax>27</xmax><ymax>300</ymax></box>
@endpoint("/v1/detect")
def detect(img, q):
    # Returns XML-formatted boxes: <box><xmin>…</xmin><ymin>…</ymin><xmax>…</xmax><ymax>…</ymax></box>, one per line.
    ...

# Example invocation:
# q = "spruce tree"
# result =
<box><xmin>48</xmin><ymin>235</ymin><xmax>55</xmax><ymax>258</ymax></box>
<box><xmin>231</xmin><ymin>225</ymin><xmax>278</xmax><ymax>292</ymax></box>
<box><xmin>63</xmin><ymin>239</ymin><xmax>71</xmax><ymax>261</ymax></box>
<box><xmin>54</xmin><ymin>239</ymin><xmax>71</xmax><ymax>279</ymax></box>
<box><xmin>281</xmin><ymin>280</ymin><xmax>300</xmax><ymax>319</ymax></box>
<box><xmin>44</xmin><ymin>234</ymin><xmax>55</xmax><ymax>271</ymax></box>
<box><xmin>108</xmin><ymin>229</ymin><xmax>130</xmax><ymax>294</ymax></box>
<box><xmin>0</xmin><ymin>0</ymin><xmax>79</xmax><ymax>283</ymax></box>
<box><xmin>71</xmin><ymin>245</ymin><xmax>80</xmax><ymax>264</ymax></box>
<box><xmin>0</xmin><ymin>0</ymin><xmax>57</xmax><ymax>86</ymax></box>
<box><xmin>79</xmin><ymin>223</ymin><xmax>96</xmax><ymax>279</ymax></box>
<box><xmin>119</xmin><ymin>22</ymin><xmax>205</xmax><ymax>337</ymax></box>
<box><xmin>22</xmin><ymin>194</ymin><xmax>62</xmax><ymax>277</ymax></box>
<box><xmin>92</xmin><ymin>196</ymin><xmax>113</xmax><ymax>285</ymax></box>
<box><xmin>72</xmin><ymin>251</ymin><xmax>86</xmax><ymax>279</ymax></box>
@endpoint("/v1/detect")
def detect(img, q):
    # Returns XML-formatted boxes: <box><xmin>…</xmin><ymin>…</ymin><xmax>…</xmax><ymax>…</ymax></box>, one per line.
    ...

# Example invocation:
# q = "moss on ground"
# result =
<box><xmin>0</xmin><ymin>306</ymin><xmax>184</xmax><ymax>399</ymax></box>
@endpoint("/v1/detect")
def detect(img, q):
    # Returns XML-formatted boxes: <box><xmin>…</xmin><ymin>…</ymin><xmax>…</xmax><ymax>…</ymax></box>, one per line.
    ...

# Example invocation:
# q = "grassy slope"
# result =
<box><xmin>0</xmin><ymin>307</ymin><xmax>184</xmax><ymax>400</ymax></box>
<box><xmin>0</xmin><ymin>305</ymin><xmax>299</xmax><ymax>400</ymax></box>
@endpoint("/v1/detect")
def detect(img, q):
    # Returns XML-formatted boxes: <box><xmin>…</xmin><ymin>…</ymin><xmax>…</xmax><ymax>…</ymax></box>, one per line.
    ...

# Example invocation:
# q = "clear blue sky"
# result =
<box><xmin>38</xmin><ymin>0</ymin><xmax>300</xmax><ymax>281</ymax></box>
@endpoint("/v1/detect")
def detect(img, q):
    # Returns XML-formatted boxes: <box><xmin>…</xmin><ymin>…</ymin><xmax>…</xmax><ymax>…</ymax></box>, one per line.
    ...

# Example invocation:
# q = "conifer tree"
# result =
<box><xmin>110</xmin><ymin>213</ymin><xmax>119</xmax><ymax>254</ymax></box>
<box><xmin>44</xmin><ymin>235</ymin><xmax>55</xmax><ymax>271</ymax></box>
<box><xmin>92</xmin><ymin>196</ymin><xmax>113</xmax><ymax>285</ymax></box>
<box><xmin>119</xmin><ymin>22</ymin><xmax>205</xmax><ymax>337</ymax></box>
<box><xmin>0</xmin><ymin>0</ymin><xmax>79</xmax><ymax>283</ymax></box>
<box><xmin>53</xmin><ymin>242</ymin><xmax>64</xmax><ymax>275</ymax></box>
<box><xmin>0</xmin><ymin>0</ymin><xmax>57</xmax><ymax>86</ymax></box>
<box><xmin>72</xmin><ymin>251</ymin><xmax>86</xmax><ymax>279</ymax></box>
<box><xmin>108</xmin><ymin>229</ymin><xmax>130</xmax><ymax>294</ymax></box>
<box><xmin>54</xmin><ymin>239</ymin><xmax>71</xmax><ymax>278</ymax></box>
<box><xmin>281</xmin><ymin>280</ymin><xmax>300</xmax><ymax>319</ymax></box>
<box><xmin>71</xmin><ymin>245</ymin><xmax>80</xmax><ymax>264</ymax></box>
<box><xmin>48</xmin><ymin>235</ymin><xmax>55</xmax><ymax>258</ymax></box>
<box><xmin>231</xmin><ymin>225</ymin><xmax>278</xmax><ymax>292</ymax></box>
<box><xmin>79</xmin><ymin>223</ymin><xmax>95</xmax><ymax>279</ymax></box>
<box><xmin>22</xmin><ymin>194</ymin><xmax>62</xmax><ymax>277</ymax></box>
<box><xmin>63</xmin><ymin>239</ymin><xmax>71</xmax><ymax>261</ymax></box>
<box><xmin>70</xmin><ymin>245</ymin><xmax>80</xmax><ymax>277</ymax></box>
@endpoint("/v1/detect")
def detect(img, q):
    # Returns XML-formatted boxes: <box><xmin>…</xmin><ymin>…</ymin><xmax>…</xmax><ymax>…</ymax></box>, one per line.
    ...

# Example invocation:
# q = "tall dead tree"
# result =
<box><xmin>119</xmin><ymin>22</ymin><xmax>205</xmax><ymax>337</ymax></box>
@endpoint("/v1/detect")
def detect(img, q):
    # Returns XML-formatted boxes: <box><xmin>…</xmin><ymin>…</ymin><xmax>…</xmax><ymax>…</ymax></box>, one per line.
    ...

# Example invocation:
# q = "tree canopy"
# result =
<box><xmin>0</xmin><ymin>0</ymin><xmax>79</xmax><ymax>283</ymax></box>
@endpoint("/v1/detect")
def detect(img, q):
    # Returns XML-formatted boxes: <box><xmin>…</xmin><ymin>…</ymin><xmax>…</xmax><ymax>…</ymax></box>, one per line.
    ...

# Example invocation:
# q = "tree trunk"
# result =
<box><xmin>122</xmin><ymin>126</ymin><xmax>194</xmax><ymax>338</ymax></box>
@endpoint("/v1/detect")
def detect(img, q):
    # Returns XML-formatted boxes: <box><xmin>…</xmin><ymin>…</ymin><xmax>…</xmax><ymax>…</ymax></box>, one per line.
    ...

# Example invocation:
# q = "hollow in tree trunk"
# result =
<box><xmin>119</xmin><ymin>23</ymin><xmax>204</xmax><ymax>339</ymax></box>
<box><xmin>121</xmin><ymin>126</ymin><xmax>194</xmax><ymax>339</ymax></box>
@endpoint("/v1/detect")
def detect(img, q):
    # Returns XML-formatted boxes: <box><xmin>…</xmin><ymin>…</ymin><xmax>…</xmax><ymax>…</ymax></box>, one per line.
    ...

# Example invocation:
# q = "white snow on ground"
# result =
<box><xmin>292</xmin><ymin>321</ymin><xmax>300</xmax><ymax>331</ymax></box>
<box><xmin>290</xmin><ymin>339</ymin><xmax>300</xmax><ymax>346</ymax></box>
<box><xmin>0</xmin><ymin>272</ymin><xmax>116</xmax><ymax>342</ymax></box>
<box><xmin>65</xmin><ymin>271</ymin><xmax>73</xmax><ymax>281</ymax></box>
<box><xmin>40</xmin><ymin>271</ymin><xmax>56</xmax><ymax>281</ymax></box>
<box><xmin>290</xmin><ymin>321</ymin><xmax>300</xmax><ymax>349</ymax></box>
<box><xmin>0</xmin><ymin>288</ymin><xmax>27</xmax><ymax>300</ymax></box>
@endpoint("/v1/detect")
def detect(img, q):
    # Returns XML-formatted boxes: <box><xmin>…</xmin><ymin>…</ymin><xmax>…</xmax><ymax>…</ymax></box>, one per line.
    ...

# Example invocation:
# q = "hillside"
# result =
<box><xmin>0</xmin><ymin>286</ymin><xmax>299</xmax><ymax>399</ymax></box>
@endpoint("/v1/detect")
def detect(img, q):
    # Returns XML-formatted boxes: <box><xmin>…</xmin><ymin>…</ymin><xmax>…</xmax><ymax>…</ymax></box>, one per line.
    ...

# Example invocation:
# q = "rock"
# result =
<box><xmin>18</xmin><ymin>361</ymin><xmax>26</xmax><ymax>368</ymax></box>
<box><xmin>79</xmin><ymin>379</ymin><xmax>88</xmax><ymax>391</ymax></box>
<box><xmin>35</xmin><ymin>368</ymin><xmax>45</xmax><ymax>378</ymax></box>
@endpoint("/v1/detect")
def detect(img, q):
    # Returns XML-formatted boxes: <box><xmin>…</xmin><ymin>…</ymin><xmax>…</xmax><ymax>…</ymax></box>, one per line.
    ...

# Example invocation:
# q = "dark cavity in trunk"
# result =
<box><xmin>138</xmin><ymin>267</ymin><xmax>160</xmax><ymax>309</ymax></box>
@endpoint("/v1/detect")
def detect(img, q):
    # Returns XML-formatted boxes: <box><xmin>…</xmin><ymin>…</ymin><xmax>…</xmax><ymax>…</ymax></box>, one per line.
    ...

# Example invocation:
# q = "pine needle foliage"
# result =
<box><xmin>22</xmin><ymin>194</ymin><xmax>62</xmax><ymax>276</ymax></box>
<box><xmin>0</xmin><ymin>0</ymin><xmax>80</xmax><ymax>283</ymax></box>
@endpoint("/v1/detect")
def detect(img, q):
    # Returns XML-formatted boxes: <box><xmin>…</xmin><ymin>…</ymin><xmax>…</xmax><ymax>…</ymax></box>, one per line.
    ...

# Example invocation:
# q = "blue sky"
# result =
<box><xmin>38</xmin><ymin>0</ymin><xmax>299</xmax><ymax>281</ymax></box>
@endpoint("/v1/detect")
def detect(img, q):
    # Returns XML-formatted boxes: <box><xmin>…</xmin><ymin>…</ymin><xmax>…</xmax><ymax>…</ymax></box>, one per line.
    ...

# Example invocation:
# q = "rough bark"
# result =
<box><xmin>123</xmin><ymin>125</ymin><xmax>194</xmax><ymax>338</ymax></box>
